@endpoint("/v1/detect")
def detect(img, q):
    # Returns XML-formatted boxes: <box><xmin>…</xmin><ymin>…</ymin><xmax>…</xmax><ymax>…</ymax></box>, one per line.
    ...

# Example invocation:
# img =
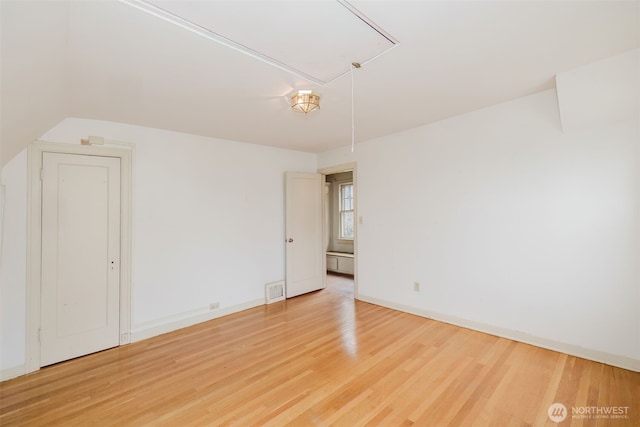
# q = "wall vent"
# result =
<box><xmin>265</xmin><ymin>281</ymin><xmax>285</xmax><ymax>304</ymax></box>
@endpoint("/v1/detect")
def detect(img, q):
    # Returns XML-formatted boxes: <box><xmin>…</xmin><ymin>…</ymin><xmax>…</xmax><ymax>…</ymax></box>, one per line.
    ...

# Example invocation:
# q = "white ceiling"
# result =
<box><xmin>139</xmin><ymin>0</ymin><xmax>398</xmax><ymax>84</ymax></box>
<box><xmin>1</xmin><ymin>1</ymin><xmax>639</xmax><ymax>163</ymax></box>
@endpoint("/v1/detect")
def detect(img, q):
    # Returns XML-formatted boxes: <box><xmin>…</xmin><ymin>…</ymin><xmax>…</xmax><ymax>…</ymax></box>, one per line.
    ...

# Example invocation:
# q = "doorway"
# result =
<box><xmin>320</xmin><ymin>163</ymin><xmax>357</xmax><ymax>299</ymax></box>
<box><xmin>26</xmin><ymin>141</ymin><xmax>132</xmax><ymax>373</ymax></box>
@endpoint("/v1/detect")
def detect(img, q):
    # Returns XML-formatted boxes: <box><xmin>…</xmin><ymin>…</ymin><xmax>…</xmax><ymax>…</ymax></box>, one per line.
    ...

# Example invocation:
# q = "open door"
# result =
<box><xmin>285</xmin><ymin>172</ymin><xmax>324</xmax><ymax>298</ymax></box>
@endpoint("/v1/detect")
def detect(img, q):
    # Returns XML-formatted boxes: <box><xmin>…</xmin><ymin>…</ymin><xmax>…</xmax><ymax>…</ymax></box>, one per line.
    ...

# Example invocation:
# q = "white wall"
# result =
<box><xmin>319</xmin><ymin>89</ymin><xmax>640</xmax><ymax>371</ymax></box>
<box><xmin>0</xmin><ymin>118</ymin><xmax>316</xmax><ymax>377</ymax></box>
<box><xmin>0</xmin><ymin>151</ymin><xmax>28</xmax><ymax>375</ymax></box>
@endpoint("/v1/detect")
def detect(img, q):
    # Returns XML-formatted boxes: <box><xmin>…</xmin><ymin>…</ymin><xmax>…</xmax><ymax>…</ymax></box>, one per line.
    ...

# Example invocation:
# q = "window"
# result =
<box><xmin>339</xmin><ymin>183</ymin><xmax>354</xmax><ymax>239</ymax></box>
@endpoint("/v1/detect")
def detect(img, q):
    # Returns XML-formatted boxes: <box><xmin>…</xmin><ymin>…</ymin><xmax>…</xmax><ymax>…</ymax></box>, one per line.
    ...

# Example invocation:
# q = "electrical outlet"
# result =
<box><xmin>210</xmin><ymin>302</ymin><xmax>220</xmax><ymax>310</ymax></box>
<box><xmin>413</xmin><ymin>282</ymin><xmax>420</xmax><ymax>292</ymax></box>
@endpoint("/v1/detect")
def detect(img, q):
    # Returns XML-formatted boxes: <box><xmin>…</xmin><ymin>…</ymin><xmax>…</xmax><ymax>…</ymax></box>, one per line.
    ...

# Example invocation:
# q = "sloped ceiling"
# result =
<box><xmin>1</xmin><ymin>1</ymin><xmax>70</xmax><ymax>166</ymax></box>
<box><xmin>2</xmin><ymin>0</ymin><xmax>639</xmax><ymax>165</ymax></box>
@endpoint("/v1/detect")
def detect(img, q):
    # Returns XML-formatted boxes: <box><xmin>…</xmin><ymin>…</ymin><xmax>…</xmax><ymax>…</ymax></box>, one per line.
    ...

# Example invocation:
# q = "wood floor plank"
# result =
<box><xmin>1</xmin><ymin>273</ymin><xmax>638</xmax><ymax>426</ymax></box>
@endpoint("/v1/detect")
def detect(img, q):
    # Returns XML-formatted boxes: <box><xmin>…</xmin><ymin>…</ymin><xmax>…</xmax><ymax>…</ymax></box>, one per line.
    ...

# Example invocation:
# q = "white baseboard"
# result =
<box><xmin>130</xmin><ymin>299</ymin><xmax>265</xmax><ymax>343</ymax></box>
<box><xmin>357</xmin><ymin>294</ymin><xmax>640</xmax><ymax>373</ymax></box>
<box><xmin>1</xmin><ymin>364</ymin><xmax>26</xmax><ymax>382</ymax></box>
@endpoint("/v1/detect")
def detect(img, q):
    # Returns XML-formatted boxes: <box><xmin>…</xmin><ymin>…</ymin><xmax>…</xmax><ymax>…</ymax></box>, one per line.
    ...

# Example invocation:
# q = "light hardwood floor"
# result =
<box><xmin>1</xmin><ymin>273</ymin><xmax>638</xmax><ymax>426</ymax></box>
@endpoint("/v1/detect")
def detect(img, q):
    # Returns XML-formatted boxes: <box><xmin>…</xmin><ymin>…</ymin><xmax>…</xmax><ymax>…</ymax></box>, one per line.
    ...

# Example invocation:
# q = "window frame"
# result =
<box><xmin>338</xmin><ymin>182</ymin><xmax>354</xmax><ymax>241</ymax></box>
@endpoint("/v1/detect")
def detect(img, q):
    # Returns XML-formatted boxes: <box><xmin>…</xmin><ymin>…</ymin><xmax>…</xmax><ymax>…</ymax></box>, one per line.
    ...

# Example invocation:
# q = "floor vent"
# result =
<box><xmin>265</xmin><ymin>281</ymin><xmax>285</xmax><ymax>304</ymax></box>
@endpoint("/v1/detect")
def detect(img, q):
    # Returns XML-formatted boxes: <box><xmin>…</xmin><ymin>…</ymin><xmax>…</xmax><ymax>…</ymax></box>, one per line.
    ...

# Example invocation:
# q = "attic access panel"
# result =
<box><xmin>126</xmin><ymin>0</ymin><xmax>397</xmax><ymax>85</ymax></box>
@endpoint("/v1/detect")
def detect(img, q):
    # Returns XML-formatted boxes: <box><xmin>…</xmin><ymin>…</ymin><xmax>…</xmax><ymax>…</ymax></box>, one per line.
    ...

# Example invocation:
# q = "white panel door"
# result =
<box><xmin>41</xmin><ymin>152</ymin><xmax>121</xmax><ymax>366</ymax></box>
<box><xmin>285</xmin><ymin>172</ymin><xmax>324</xmax><ymax>298</ymax></box>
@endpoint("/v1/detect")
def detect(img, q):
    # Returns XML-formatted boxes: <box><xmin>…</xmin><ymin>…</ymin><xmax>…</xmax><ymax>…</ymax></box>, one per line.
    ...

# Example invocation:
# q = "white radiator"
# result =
<box><xmin>265</xmin><ymin>281</ymin><xmax>285</xmax><ymax>304</ymax></box>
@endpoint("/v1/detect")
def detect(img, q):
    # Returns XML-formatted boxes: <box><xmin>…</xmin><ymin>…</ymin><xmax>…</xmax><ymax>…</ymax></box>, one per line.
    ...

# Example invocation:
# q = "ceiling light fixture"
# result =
<box><xmin>291</xmin><ymin>90</ymin><xmax>320</xmax><ymax>114</ymax></box>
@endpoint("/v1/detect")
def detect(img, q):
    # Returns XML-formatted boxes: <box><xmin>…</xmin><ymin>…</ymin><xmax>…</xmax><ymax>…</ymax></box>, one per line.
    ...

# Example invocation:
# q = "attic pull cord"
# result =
<box><xmin>351</xmin><ymin>62</ymin><xmax>361</xmax><ymax>153</ymax></box>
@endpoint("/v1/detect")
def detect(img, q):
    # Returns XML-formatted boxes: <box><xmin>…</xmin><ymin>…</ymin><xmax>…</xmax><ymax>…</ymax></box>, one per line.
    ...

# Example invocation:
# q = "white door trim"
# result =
<box><xmin>26</xmin><ymin>141</ymin><xmax>133</xmax><ymax>373</ymax></box>
<box><xmin>318</xmin><ymin>162</ymin><xmax>358</xmax><ymax>299</ymax></box>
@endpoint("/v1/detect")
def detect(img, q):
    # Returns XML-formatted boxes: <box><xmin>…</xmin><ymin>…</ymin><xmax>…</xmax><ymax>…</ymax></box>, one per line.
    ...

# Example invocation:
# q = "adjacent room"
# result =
<box><xmin>1</xmin><ymin>0</ymin><xmax>639</xmax><ymax>425</ymax></box>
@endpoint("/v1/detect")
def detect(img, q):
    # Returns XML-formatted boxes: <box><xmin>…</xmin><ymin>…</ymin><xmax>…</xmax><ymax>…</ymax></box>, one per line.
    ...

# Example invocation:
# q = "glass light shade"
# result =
<box><xmin>291</xmin><ymin>92</ymin><xmax>320</xmax><ymax>114</ymax></box>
